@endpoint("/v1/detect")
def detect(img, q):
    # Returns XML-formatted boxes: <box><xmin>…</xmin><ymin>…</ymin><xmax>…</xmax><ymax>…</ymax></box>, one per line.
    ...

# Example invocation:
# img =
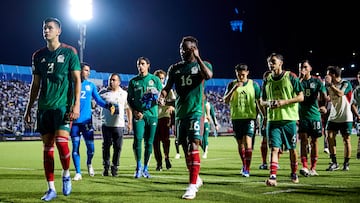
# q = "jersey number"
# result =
<box><xmin>80</xmin><ymin>90</ymin><xmax>86</xmax><ymax>99</ymax></box>
<box><xmin>47</xmin><ymin>63</ymin><xmax>54</xmax><ymax>74</ymax></box>
<box><xmin>181</xmin><ymin>75</ymin><xmax>192</xmax><ymax>86</ymax></box>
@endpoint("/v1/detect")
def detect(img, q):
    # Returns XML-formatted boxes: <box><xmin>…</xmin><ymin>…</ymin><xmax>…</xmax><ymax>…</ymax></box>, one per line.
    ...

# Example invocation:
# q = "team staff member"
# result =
<box><xmin>100</xmin><ymin>73</ymin><xmax>132</xmax><ymax>177</ymax></box>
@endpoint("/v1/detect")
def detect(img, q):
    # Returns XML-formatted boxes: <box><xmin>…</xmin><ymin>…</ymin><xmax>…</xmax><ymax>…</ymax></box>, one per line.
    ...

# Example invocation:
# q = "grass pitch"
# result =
<box><xmin>0</xmin><ymin>135</ymin><xmax>359</xmax><ymax>203</ymax></box>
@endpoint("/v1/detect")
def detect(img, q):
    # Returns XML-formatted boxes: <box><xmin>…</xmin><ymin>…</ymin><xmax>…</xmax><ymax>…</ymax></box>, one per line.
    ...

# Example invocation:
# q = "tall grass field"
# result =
<box><xmin>0</xmin><ymin>135</ymin><xmax>359</xmax><ymax>203</ymax></box>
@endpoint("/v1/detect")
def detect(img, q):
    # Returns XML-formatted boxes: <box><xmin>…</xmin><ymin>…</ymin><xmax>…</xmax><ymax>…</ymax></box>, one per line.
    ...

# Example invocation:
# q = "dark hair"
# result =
<box><xmin>267</xmin><ymin>53</ymin><xmax>284</xmax><ymax>63</ymax></box>
<box><xmin>137</xmin><ymin>56</ymin><xmax>150</xmax><ymax>65</ymax></box>
<box><xmin>43</xmin><ymin>17</ymin><xmax>61</xmax><ymax>28</ymax></box>
<box><xmin>326</xmin><ymin>66</ymin><xmax>341</xmax><ymax>77</ymax></box>
<box><xmin>235</xmin><ymin>63</ymin><xmax>248</xmax><ymax>71</ymax></box>
<box><xmin>80</xmin><ymin>62</ymin><xmax>91</xmax><ymax>69</ymax></box>
<box><xmin>263</xmin><ymin>70</ymin><xmax>272</xmax><ymax>79</ymax></box>
<box><xmin>181</xmin><ymin>36</ymin><xmax>198</xmax><ymax>47</ymax></box>
<box><xmin>109</xmin><ymin>73</ymin><xmax>121</xmax><ymax>82</ymax></box>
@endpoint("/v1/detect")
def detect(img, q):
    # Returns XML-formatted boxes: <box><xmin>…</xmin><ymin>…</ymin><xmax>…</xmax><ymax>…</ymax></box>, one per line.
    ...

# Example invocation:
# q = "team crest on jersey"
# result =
<box><xmin>41</xmin><ymin>58</ymin><xmax>46</xmax><ymax>63</ymax></box>
<box><xmin>85</xmin><ymin>85</ymin><xmax>91</xmax><ymax>91</ymax></box>
<box><xmin>57</xmin><ymin>54</ymin><xmax>65</xmax><ymax>63</ymax></box>
<box><xmin>191</xmin><ymin>65</ymin><xmax>199</xmax><ymax>74</ymax></box>
<box><xmin>310</xmin><ymin>82</ymin><xmax>315</xmax><ymax>88</ymax></box>
<box><xmin>148</xmin><ymin>80</ymin><xmax>154</xmax><ymax>86</ymax></box>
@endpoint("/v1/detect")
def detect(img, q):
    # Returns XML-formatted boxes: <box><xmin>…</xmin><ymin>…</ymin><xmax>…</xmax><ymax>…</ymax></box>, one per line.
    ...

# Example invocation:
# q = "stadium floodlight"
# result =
<box><xmin>70</xmin><ymin>0</ymin><xmax>93</xmax><ymax>62</ymax></box>
<box><xmin>70</xmin><ymin>0</ymin><xmax>93</xmax><ymax>21</ymax></box>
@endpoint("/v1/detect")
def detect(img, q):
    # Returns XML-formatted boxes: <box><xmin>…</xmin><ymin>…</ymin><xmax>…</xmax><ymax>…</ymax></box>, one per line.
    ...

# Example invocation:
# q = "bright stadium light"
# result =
<box><xmin>70</xmin><ymin>0</ymin><xmax>93</xmax><ymax>62</ymax></box>
<box><xmin>70</xmin><ymin>0</ymin><xmax>93</xmax><ymax>21</ymax></box>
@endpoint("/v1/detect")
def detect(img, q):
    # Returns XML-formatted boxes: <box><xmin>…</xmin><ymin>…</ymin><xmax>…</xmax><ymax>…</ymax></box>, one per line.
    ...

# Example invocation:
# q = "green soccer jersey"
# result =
<box><xmin>32</xmin><ymin>43</ymin><xmax>81</xmax><ymax>110</ymax></box>
<box><xmin>127</xmin><ymin>73</ymin><xmax>163</xmax><ymax>118</ymax></box>
<box><xmin>167</xmin><ymin>61</ymin><xmax>213</xmax><ymax>119</ymax></box>
<box><xmin>299</xmin><ymin>76</ymin><xmax>327</xmax><ymax>120</ymax></box>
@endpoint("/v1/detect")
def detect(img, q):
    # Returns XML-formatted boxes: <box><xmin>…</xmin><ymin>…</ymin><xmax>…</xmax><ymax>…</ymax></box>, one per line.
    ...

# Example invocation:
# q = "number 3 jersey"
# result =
<box><xmin>32</xmin><ymin>43</ymin><xmax>81</xmax><ymax>110</ymax></box>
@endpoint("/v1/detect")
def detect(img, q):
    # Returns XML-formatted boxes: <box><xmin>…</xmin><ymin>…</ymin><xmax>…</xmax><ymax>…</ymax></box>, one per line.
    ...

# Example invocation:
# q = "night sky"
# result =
<box><xmin>0</xmin><ymin>0</ymin><xmax>358</xmax><ymax>79</ymax></box>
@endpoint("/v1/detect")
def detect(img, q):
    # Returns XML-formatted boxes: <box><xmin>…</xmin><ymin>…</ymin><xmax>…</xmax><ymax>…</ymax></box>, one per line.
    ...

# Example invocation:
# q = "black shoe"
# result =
<box><xmin>326</xmin><ymin>162</ymin><xmax>339</xmax><ymax>171</ymax></box>
<box><xmin>165</xmin><ymin>158</ymin><xmax>172</xmax><ymax>169</ymax></box>
<box><xmin>357</xmin><ymin>152</ymin><xmax>360</xmax><ymax>160</ymax></box>
<box><xmin>111</xmin><ymin>166</ymin><xmax>118</xmax><ymax>177</ymax></box>
<box><xmin>156</xmin><ymin>165</ymin><xmax>163</xmax><ymax>171</ymax></box>
<box><xmin>102</xmin><ymin>168</ymin><xmax>109</xmax><ymax>176</ymax></box>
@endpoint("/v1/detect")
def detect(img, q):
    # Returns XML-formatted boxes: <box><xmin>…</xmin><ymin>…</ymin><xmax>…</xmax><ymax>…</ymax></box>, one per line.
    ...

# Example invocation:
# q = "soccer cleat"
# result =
<box><xmin>357</xmin><ymin>152</ymin><xmax>360</xmax><ymax>160</ymax></box>
<box><xmin>72</xmin><ymin>173</ymin><xmax>82</xmax><ymax>181</ymax></box>
<box><xmin>202</xmin><ymin>152</ymin><xmax>208</xmax><ymax>159</ymax></box>
<box><xmin>326</xmin><ymin>162</ymin><xmax>339</xmax><ymax>171</ymax></box>
<box><xmin>259</xmin><ymin>163</ymin><xmax>268</xmax><ymax>170</ymax></box>
<box><xmin>165</xmin><ymin>159</ymin><xmax>172</xmax><ymax>169</ymax></box>
<box><xmin>240</xmin><ymin>166</ymin><xmax>245</xmax><ymax>175</ymax></box>
<box><xmin>111</xmin><ymin>166</ymin><xmax>118</xmax><ymax>177</ymax></box>
<box><xmin>175</xmin><ymin>153</ymin><xmax>181</xmax><ymax>159</ymax></box>
<box><xmin>182</xmin><ymin>185</ymin><xmax>197</xmax><ymax>200</ymax></box>
<box><xmin>62</xmin><ymin>176</ymin><xmax>72</xmax><ymax>196</ymax></box>
<box><xmin>324</xmin><ymin>148</ymin><xmax>330</xmax><ymax>154</ymax></box>
<box><xmin>290</xmin><ymin>173</ymin><xmax>299</xmax><ymax>183</ymax></box>
<box><xmin>309</xmin><ymin>169</ymin><xmax>319</xmax><ymax>176</ymax></box>
<box><xmin>265</xmin><ymin>175</ymin><xmax>277</xmax><ymax>186</ymax></box>
<box><xmin>87</xmin><ymin>164</ymin><xmax>95</xmax><ymax>177</ymax></box>
<box><xmin>142</xmin><ymin>170</ymin><xmax>151</xmax><ymax>178</ymax></box>
<box><xmin>102</xmin><ymin>168</ymin><xmax>109</xmax><ymax>176</ymax></box>
<box><xmin>156</xmin><ymin>165</ymin><xmax>163</xmax><ymax>171</ymax></box>
<box><xmin>134</xmin><ymin>168</ymin><xmax>142</xmax><ymax>178</ymax></box>
<box><xmin>300</xmin><ymin>168</ymin><xmax>309</xmax><ymax>177</ymax></box>
<box><xmin>242</xmin><ymin>170</ymin><xmax>250</xmax><ymax>177</ymax></box>
<box><xmin>342</xmin><ymin>163</ymin><xmax>349</xmax><ymax>171</ymax></box>
<box><xmin>41</xmin><ymin>189</ymin><xmax>57</xmax><ymax>201</ymax></box>
<box><xmin>195</xmin><ymin>176</ymin><xmax>203</xmax><ymax>189</ymax></box>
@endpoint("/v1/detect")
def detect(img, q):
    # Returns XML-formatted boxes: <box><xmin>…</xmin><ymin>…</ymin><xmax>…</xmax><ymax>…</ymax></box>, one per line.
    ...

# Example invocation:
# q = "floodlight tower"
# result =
<box><xmin>70</xmin><ymin>0</ymin><xmax>93</xmax><ymax>63</ymax></box>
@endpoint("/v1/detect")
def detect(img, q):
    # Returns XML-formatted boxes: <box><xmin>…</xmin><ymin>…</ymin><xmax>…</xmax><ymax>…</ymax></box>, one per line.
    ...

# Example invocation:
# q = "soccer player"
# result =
<box><xmin>99</xmin><ymin>73</ymin><xmax>132</xmax><ymax>177</ymax></box>
<box><xmin>297</xmin><ymin>60</ymin><xmax>327</xmax><ymax>177</ymax></box>
<box><xmin>160</xmin><ymin>36</ymin><xmax>213</xmax><ymax>200</ymax></box>
<box><xmin>351</xmin><ymin>71</ymin><xmax>360</xmax><ymax>160</ymax></box>
<box><xmin>223</xmin><ymin>63</ymin><xmax>262</xmax><ymax>177</ymax></box>
<box><xmin>127</xmin><ymin>57</ymin><xmax>163</xmax><ymax>178</ymax></box>
<box><xmin>260</xmin><ymin>53</ymin><xmax>304</xmax><ymax>186</ymax></box>
<box><xmin>201</xmin><ymin>95</ymin><xmax>219</xmax><ymax>159</ymax></box>
<box><xmin>325</xmin><ymin>66</ymin><xmax>353</xmax><ymax>171</ymax></box>
<box><xmin>71</xmin><ymin>62</ymin><xmax>116</xmax><ymax>181</ymax></box>
<box><xmin>24</xmin><ymin>17</ymin><xmax>81</xmax><ymax>201</ymax></box>
<box><xmin>153</xmin><ymin>69</ymin><xmax>176</xmax><ymax>171</ymax></box>
<box><xmin>259</xmin><ymin>70</ymin><xmax>271</xmax><ymax>170</ymax></box>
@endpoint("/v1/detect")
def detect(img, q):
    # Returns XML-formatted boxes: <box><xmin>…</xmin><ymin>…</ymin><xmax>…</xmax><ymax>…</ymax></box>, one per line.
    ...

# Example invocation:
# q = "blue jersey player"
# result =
<box><xmin>71</xmin><ymin>62</ymin><xmax>115</xmax><ymax>181</ymax></box>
